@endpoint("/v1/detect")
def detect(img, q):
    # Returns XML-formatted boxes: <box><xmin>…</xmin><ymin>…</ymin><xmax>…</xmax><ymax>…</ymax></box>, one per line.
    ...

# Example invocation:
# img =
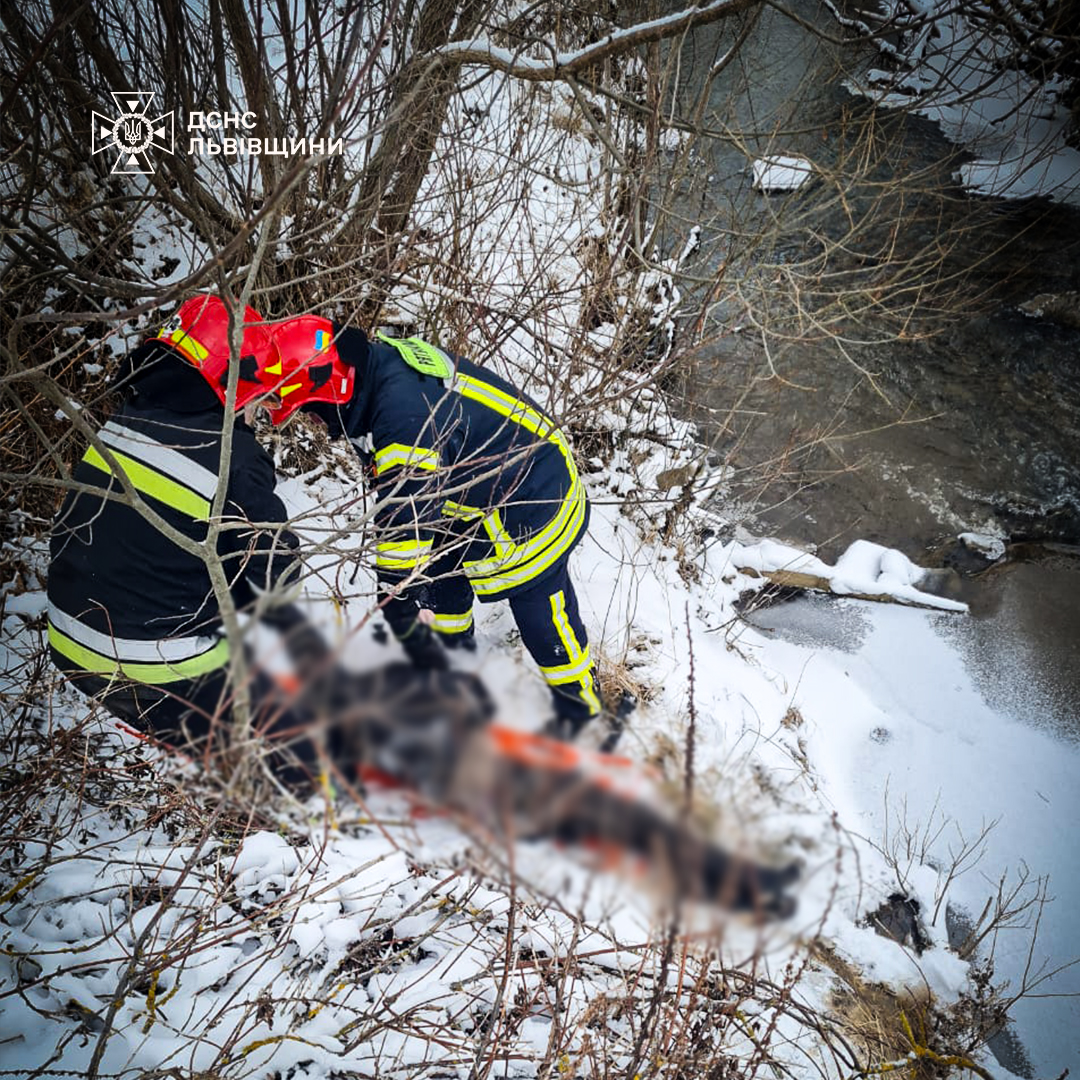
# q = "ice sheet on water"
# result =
<box><xmin>752</xmin><ymin>155</ymin><xmax>813</xmax><ymax>192</ymax></box>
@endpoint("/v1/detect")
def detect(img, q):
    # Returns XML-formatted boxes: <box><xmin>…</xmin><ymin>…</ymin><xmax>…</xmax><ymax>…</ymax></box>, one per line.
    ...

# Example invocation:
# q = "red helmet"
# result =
<box><xmin>264</xmin><ymin>315</ymin><xmax>356</xmax><ymax>425</ymax></box>
<box><xmin>154</xmin><ymin>294</ymin><xmax>276</xmax><ymax>412</ymax></box>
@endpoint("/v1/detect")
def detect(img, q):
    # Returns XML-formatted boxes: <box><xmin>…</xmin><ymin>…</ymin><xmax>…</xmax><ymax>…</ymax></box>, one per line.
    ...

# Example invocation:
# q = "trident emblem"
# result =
<box><xmin>91</xmin><ymin>91</ymin><xmax>174</xmax><ymax>175</ymax></box>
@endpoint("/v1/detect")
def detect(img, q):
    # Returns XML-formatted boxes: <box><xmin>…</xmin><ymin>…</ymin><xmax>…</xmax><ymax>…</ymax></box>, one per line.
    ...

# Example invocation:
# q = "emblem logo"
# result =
<box><xmin>91</xmin><ymin>91</ymin><xmax>175</xmax><ymax>175</ymax></box>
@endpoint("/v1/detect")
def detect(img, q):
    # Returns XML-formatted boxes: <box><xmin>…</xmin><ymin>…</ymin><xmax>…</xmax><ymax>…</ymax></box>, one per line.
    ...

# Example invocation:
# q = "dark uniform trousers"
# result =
<box><xmin>51</xmin><ymin>655</ymin><xmax>323</xmax><ymax>787</ymax></box>
<box><xmin>423</xmin><ymin>545</ymin><xmax>601</xmax><ymax>726</ymax></box>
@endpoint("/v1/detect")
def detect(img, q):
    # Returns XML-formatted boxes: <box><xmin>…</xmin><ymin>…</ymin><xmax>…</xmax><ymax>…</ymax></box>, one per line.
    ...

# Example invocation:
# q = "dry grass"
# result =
<box><xmin>595</xmin><ymin>645</ymin><xmax>658</xmax><ymax>717</ymax></box>
<box><xmin>815</xmin><ymin>942</ymin><xmax>940</xmax><ymax>1076</ymax></box>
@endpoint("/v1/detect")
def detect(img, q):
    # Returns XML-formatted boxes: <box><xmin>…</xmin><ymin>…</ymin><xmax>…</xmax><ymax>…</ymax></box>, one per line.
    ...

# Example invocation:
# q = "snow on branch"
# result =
<box><xmin>422</xmin><ymin>0</ymin><xmax>761</xmax><ymax>82</ymax></box>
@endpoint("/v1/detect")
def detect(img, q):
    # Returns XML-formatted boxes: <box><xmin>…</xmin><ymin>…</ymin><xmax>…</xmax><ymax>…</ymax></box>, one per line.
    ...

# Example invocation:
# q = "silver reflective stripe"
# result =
<box><xmin>428</xmin><ymin>344</ymin><xmax>455</xmax><ymax>387</ymax></box>
<box><xmin>48</xmin><ymin>603</ymin><xmax>220</xmax><ymax>663</ymax></box>
<box><xmin>99</xmin><ymin>422</ymin><xmax>219</xmax><ymax>500</ymax></box>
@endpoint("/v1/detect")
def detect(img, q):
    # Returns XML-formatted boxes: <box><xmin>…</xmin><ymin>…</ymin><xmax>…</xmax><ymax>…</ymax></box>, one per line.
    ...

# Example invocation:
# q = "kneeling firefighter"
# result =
<box><xmin>47</xmin><ymin>295</ymin><xmax>349</xmax><ymax>782</ymax></box>
<box><xmin>264</xmin><ymin>318</ymin><xmax>607</xmax><ymax>743</ymax></box>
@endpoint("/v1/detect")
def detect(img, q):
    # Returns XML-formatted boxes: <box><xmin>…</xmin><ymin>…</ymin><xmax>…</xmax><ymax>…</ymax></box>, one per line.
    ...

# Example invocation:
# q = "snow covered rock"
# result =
<box><xmin>958</xmin><ymin>531</ymin><xmax>1007</xmax><ymax>562</ymax></box>
<box><xmin>231</xmin><ymin>831</ymin><xmax>301</xmax><ymax>898</ymax></box>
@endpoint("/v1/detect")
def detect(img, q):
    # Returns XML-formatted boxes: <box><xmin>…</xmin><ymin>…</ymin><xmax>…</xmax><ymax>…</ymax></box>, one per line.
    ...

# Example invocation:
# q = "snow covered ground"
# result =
<box><xmin>745</xmin><ymin>591</ymin><xmax>1080</xmax><ymax>1074</ymax></box>
<box><xmin>5</xmin><ymin>464</ymin><xmax>1077</xmax><ymax>1075</ymax></box>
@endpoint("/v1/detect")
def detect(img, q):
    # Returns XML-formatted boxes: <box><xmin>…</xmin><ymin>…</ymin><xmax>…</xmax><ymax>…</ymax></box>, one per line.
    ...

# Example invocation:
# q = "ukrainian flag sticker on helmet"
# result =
<box><xmin>315</xmin><ymin>328</ymin><xmax>331</xmax><ymax>352</ymax></box>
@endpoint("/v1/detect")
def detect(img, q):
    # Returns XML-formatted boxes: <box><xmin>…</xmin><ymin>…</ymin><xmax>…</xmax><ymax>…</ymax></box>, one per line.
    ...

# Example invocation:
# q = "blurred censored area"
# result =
<box><xmin>301</xmin><ymin>662</ymin><xmax>800</xmax><ymax>919</ymax></box>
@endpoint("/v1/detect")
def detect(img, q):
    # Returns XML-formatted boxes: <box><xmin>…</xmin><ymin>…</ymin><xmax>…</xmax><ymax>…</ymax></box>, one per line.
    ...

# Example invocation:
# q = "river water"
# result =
<box><xmin>665</xmin><ymin>0</ymin><xmax>1080</xmax><ymax>714</ymax></box>
<box><xmin>668</xmin><ymin>1</ymin><xmax>1080</xmax><ymax>559</ymax></box>
<box><xmin>667</xmin><ymin>5</ymin><xmax>1080</xmax><ymax>1071</ymax></box>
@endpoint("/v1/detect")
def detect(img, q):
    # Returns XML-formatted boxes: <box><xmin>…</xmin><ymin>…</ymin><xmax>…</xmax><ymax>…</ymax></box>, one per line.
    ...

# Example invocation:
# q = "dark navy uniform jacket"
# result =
<box><xmin>324</xmin><ymin>329</ymin><xmax>588</xmax><ymax>603</ymax></box>
<box><xmin>47</xmin><ymin>344</ymin><xmax>299</xmax><ymax>684</ymax></box>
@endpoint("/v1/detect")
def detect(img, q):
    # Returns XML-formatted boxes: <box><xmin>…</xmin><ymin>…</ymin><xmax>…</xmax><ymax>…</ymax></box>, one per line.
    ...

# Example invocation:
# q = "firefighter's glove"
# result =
<box><xmin>399</xmin><ymin>622</ymin><xmax>449</xmax><ymax>671</ymax></box>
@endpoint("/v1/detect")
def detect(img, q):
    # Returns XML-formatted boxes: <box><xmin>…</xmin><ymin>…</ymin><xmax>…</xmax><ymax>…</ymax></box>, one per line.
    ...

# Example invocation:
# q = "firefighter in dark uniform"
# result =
<box><xmin>268</xmin><ymin>317</ymin><xmax>605</xmax><ymax>741</ymax></box>
<box><xmin>47</xmin><ymin>295</ymin><xmax>351</xmax><ymax>779</ymax></box>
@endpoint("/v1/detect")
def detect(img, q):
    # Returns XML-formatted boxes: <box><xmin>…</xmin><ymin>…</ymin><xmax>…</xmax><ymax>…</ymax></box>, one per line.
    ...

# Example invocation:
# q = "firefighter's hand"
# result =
<box><xmin>400</xmin><ymin>623</ymin><xmax>448</xmax><ymax>671</ymax></box>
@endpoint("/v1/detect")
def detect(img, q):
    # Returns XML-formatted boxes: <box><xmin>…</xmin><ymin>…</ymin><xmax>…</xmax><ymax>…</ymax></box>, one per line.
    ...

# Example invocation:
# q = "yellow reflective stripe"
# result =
<box><xmin>99</xmin><ymin>423</ymin><xmax>218</xmax><ymax>499</ymax></box>
<box><xmin>49</xmin><ymin>604</ymin><xmax>219</xmax><ymax>663</ymax></box>
<box><xmin>581</xmin><ymin>676</ymin><xmax>601</xmax><ymax>714</ymax></box>
<box><xmin>456</xmin><ymin>375</ymin><xmax>555</xmax><ymax>441</ymax></box>
<box><xmin>158</xmin><ymin>327</ymin><xmax>209</xmax><ymax>365</ymax></box>
<box><xmin>48</xmin><ymin>622</ymin><xmax>229</xmax><ymax>684</ymax></box>
<box><xmin>539</xmin><ymin>650</ymin><xmax>594</xmax><ymax>684</ymax></box>
<box><xmin>468</xmin><ymin>480</ymin><xmax>586</xmax><ymax>596</ymax></box>
<box><xmin>510</xmin><ymin>478</ymin><xmax>582</xmax><ymax>558</ymax></box>
<box><xmin>469</xmin><ymin>510</ymin><xmax>584</xmax><ymax>593</ymax></box>
<box><xmin>546</xmin><ymin>591</ymin><xmax>601</xmax><ymax>712</ymax></box>
<box><xmin>482</xmin><ymin>508</ymin><xmax>514</xmax><ymax>561</ymax></box>
<box><xmin>374</xmin><ymin>443</ymin><xmax>440</xmax><ymax>476</ymax></box>
<box><xmin>83</xmin><ymin>445</ymin><xmax>212</xmax><ymax>520</ymax></box>
<box><xmin>464</xmin><ymin>476</ymin><xmax>583</xmax><ymax>579</ymax></box>
<box><xmin>375</xmin><ymin>537</ymin><xmax>433</xmax><ymax>570</ymax></box>
<box><xmin>456</xmin><ymin>374</ymin><xmax>552</xmax><ymax>432</ymax></box>
<box><xmin>455</xmin><ymin>374</ymin><xmax>579</xmax><ymax>486</ymax></box>
<box><xmin>432</xmin><ymin>611</ymin><xmax>474</xmax><ymax>634</ymax></box>
<box><xmin>551</xmin><ymin>591</ymin><xmax>583</xmax><ymax>663</ymax></box>
<box><xmin>442</xmin><ymin>500</ymin><xmax>484</xmax><ymax>521</ymax></box>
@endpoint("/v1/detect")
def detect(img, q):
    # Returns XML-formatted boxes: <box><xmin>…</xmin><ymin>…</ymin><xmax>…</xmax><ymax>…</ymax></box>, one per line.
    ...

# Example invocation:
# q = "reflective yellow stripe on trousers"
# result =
<box><xmin>540</xmin><ymin>590</ymin><xmax>600</xmax><ymax>713</ymax></box>
<box><xmin>48</xmin><ymin>622</ymin><xmax>229</xmax><ymax>684</ymax></box>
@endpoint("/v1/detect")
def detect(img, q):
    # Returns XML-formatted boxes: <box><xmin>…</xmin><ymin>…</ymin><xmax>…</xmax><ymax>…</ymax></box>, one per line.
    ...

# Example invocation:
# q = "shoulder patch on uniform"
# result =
<box><xmin>377</xmin><ymin>333</ymin><xmax>454</xmax><ymax>380</ymax></box>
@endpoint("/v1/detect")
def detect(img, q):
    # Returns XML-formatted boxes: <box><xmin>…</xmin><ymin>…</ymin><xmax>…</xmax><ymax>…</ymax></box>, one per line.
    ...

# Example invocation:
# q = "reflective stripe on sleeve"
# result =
<box><xmin>374</xmin><ymin>443</ymin><xmax>441</xmax><ymax>476</ymax></box>
<box><xmin>441</xmin><ymin>500</ymin><xmax>484</xmax><ymax>521</ymax></box>
<box><xmin>431</xmin><ymin>611</ymin><xmax>474</xmax><ymax>635</ymax></box>
<box><xmin>375</xmin><ymin>537</ymin><xmax>434</xmax><ymax>570</ymax></box>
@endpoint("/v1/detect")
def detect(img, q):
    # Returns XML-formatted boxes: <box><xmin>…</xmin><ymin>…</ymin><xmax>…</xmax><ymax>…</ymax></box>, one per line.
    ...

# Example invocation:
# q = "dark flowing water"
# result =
<box><xmin>669</xmin><ymin>14</ymin><xmax>1080</xmax><ymax>1060</ymax></box>
<box><xmin>664</xmin><ymin>1</ymin><xmax>1080</xmax><ymax>745</ymax></box>
<box><xmin>668</xmin><ymin>5</ymin><xmax>1080</xmax><ymax>558</ymax></box>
